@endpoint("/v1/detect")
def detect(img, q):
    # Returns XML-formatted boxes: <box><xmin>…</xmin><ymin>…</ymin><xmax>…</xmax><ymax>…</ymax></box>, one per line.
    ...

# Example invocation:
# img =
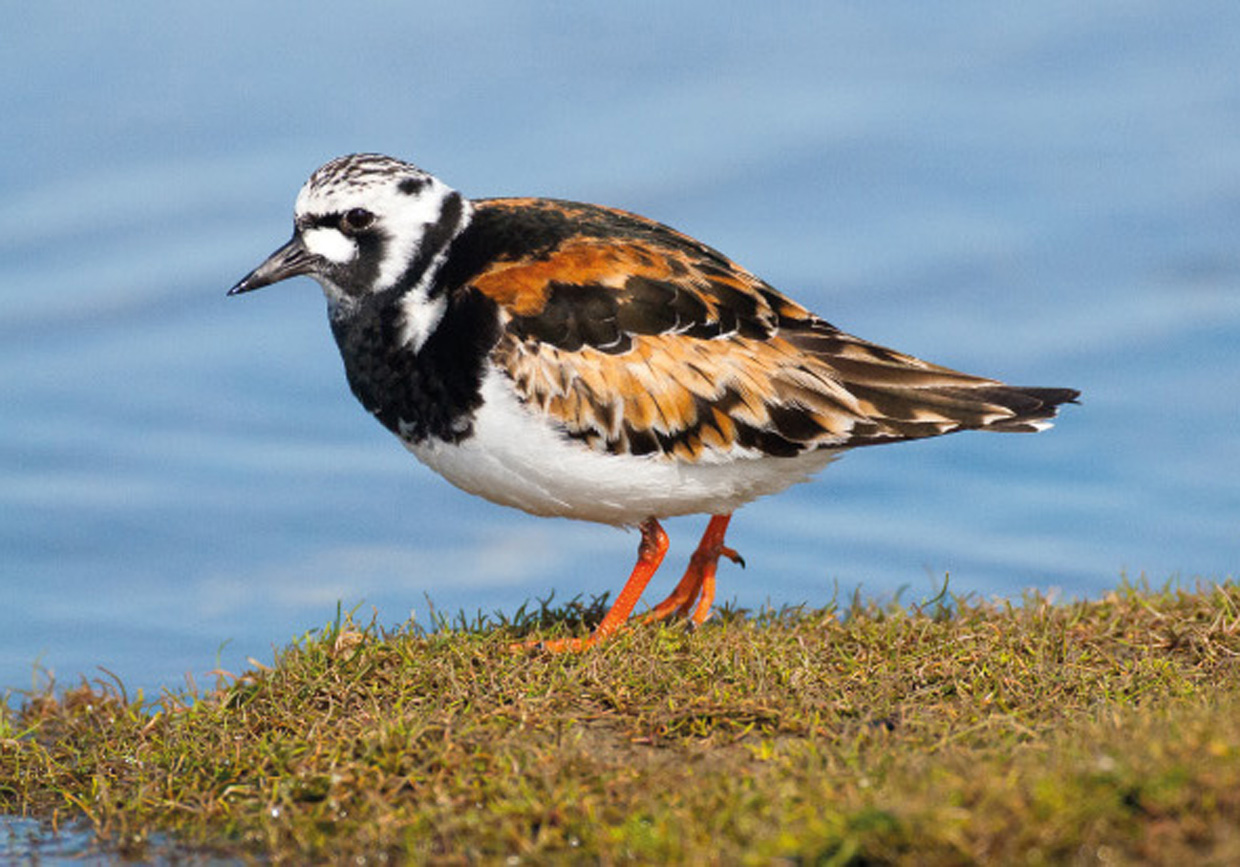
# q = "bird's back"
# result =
<box><xmin>444</xmin><ymin>198</ymin><xmax>1078</xmax><ymax>463</ymax></box>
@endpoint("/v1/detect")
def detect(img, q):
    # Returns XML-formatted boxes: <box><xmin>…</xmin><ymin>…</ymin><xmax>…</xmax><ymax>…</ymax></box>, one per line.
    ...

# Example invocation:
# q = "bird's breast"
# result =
<box><xmin>329</xmin><ymin>287</ymin><xmax>502</xmax><ymax>445</ymax></box>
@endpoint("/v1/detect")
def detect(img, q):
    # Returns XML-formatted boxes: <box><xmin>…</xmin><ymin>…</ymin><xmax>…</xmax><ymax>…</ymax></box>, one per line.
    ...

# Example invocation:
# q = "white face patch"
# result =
<box><xmin>301</xmin><ymin>226</ymin><xmax>357</xmax><ymax>265</ymax></box>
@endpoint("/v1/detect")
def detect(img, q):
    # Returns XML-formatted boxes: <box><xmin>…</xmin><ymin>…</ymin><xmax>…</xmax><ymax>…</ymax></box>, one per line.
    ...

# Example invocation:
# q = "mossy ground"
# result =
<box><xmin>3</xmin><ymin>580</ymin><xmax>1239</xmax><ymax>863</ymax></box>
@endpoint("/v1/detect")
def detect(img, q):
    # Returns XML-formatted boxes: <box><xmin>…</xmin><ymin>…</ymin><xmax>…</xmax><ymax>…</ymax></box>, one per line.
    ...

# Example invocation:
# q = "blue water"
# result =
<box><xmin>2</xmin><ymin>3</ymin><xmax>1238</xmax><ymax>697</ymax></box>
<box><xmin>0</xmin><ymin>814</ymin><xmax>242</xmax><ymax>864</ymax></box>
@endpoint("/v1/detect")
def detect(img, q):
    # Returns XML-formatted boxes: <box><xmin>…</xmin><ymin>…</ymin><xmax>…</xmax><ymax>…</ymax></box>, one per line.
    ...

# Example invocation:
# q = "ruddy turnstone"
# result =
<box><xmin>230</xmin><ymin>153</ymin><xmax>1079</xmax><ymax>651</ymax></box>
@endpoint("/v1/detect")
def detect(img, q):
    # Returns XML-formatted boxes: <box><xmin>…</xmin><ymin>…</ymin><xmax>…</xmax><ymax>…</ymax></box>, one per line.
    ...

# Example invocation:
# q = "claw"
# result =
<box><xmin>511</xmin><ymin>518</ymin><xmax>667</xmax><ymax>653</ymax></box>
<box><xmin>511</xmin><ymin>514</ymin><xmax>743</xmax><ymax>650</ymax></box>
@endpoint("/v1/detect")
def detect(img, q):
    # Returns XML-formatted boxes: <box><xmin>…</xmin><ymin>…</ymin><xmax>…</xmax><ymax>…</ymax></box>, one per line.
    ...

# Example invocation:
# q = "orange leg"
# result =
<box><xmin>517</xmin><ymin>517</ymin><xmax>669</xmax><ymax>652</ymax></box>
<box><xmin>642</xmin><ymin>514</ymin><xmax>742</xmax><ymax>627</ymax></box>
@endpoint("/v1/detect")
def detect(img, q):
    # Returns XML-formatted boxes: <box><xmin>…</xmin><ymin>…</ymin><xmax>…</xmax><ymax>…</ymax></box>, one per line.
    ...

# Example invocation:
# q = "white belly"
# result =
<box><xmin>405</xmin><ymin>369</ymin><xmax>842</xmax><ymax>526</ymax></box>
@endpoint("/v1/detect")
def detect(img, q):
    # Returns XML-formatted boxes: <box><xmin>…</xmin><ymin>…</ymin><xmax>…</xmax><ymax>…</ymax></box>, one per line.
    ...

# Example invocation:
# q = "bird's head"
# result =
<box><xmin>229</xmin><ymin>154</ymin><xmax>469</xmax><ymax>317</ymax></box>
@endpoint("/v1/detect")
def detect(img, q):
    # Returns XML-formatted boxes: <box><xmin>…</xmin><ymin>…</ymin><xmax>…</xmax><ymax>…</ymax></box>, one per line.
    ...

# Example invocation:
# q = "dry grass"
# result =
<box><xmin>3</xmin><ymin>579</ymin><xmax>1239</xmax><ymax>863</ymax></box>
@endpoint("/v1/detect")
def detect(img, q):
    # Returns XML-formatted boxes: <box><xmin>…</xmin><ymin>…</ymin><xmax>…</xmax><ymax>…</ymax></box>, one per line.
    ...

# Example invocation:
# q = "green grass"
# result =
<box><xmin>3</xmin><ymin>579</ymin><xmax>1240</xmax><ymax>863</ymax></box>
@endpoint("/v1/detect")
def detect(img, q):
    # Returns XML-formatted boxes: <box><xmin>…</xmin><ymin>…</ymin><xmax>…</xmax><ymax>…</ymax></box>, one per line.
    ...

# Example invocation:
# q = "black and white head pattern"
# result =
<box><xmin>294</xmin><ymin>154</ymin><xmax>471</xmax><ymax>348</ymax></box>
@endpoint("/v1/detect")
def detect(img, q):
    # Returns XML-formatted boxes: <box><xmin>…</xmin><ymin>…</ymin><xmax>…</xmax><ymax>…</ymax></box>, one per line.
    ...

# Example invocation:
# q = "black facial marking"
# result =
<box><xmin>399</xmin><ymin>177</ymin><xmax>428</xmax><ymax>196</ymax></box>
<box><xmin>308</xmin><ymin>209</ymin><xmax>376</xmax><ymax>237</ymax></box>
<box><xmin>397</xmin><ymin>192</ymin><xmax>466</xmax><ymax>294</ymax></box>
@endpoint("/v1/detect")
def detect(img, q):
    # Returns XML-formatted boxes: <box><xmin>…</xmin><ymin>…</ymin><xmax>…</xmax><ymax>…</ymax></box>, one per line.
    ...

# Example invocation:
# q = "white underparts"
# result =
<box><xmin>405</xmin><ymin>369</ymin><xmax>843</xmax><ymax>526</ymax></box>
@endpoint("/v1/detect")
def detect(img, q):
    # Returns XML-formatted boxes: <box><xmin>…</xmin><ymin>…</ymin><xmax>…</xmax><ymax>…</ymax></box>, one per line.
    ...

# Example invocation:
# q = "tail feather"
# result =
<box><xmin>959</xmin><ymin>385</ymin><xmax>1081</xmax><ymax>432</ymax></box>
<box><xmin>786</xmin><ymin>326</ymin><xmax>1079</xmax><ymax>442</ymax></box>
<box><xmin>836</xmin><ymin>381</ymin><xmax>1080</xmax><ymax>442</ymax></box>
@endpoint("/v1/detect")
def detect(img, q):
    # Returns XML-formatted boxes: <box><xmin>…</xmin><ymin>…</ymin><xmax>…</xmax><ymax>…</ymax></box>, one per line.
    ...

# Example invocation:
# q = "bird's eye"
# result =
<box><xmin>340</xmin><ymin>208</ymin><xmax>375</xmax><ymax>234</ymax></box>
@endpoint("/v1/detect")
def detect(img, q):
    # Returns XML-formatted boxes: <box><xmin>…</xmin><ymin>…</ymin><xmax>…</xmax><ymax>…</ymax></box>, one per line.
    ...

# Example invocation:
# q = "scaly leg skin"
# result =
<box><xmin>641</xmin><ymin>514</ymin><xmax>743</xmax><ymax>628</ymax></box>
<box><xmin>513</xmin><ymin>517</ymin><xmax>669</xmax><ymax>653</ymax></box>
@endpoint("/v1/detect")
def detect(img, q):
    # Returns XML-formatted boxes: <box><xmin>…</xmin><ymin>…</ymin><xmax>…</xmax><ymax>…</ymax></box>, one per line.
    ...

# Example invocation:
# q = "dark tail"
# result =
<box><xmin>962</xmin><ymin>386</ymin><xmax>1081</xmax><ymax>433</ymax></box>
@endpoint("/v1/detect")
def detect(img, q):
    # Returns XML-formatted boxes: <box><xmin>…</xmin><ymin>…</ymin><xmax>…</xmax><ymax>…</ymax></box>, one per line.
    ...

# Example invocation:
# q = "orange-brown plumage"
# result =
<box><xmin>230</xmin><ymin>154</ymin><xmax>1080</xmax><ymax>652</ymax></box>
<box><xmin>468</xmin><ymin>198</ymin><xmax>1072</xmax><ymax>463</ymax></box>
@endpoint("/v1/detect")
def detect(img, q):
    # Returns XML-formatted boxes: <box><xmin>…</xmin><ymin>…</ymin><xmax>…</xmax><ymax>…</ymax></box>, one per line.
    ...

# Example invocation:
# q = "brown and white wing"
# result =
<box><xmin>461</xmin><ymin>198</ymin><xmax>1079</xmax><ymax>462</ymax></box>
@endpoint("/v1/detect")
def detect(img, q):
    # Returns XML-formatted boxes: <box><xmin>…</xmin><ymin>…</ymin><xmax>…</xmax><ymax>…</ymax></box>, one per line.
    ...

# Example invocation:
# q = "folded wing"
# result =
<box><xmin>464</xmin><ymin>198</ymin><xmax>1079</xmax><ymax>461</ymax></box>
